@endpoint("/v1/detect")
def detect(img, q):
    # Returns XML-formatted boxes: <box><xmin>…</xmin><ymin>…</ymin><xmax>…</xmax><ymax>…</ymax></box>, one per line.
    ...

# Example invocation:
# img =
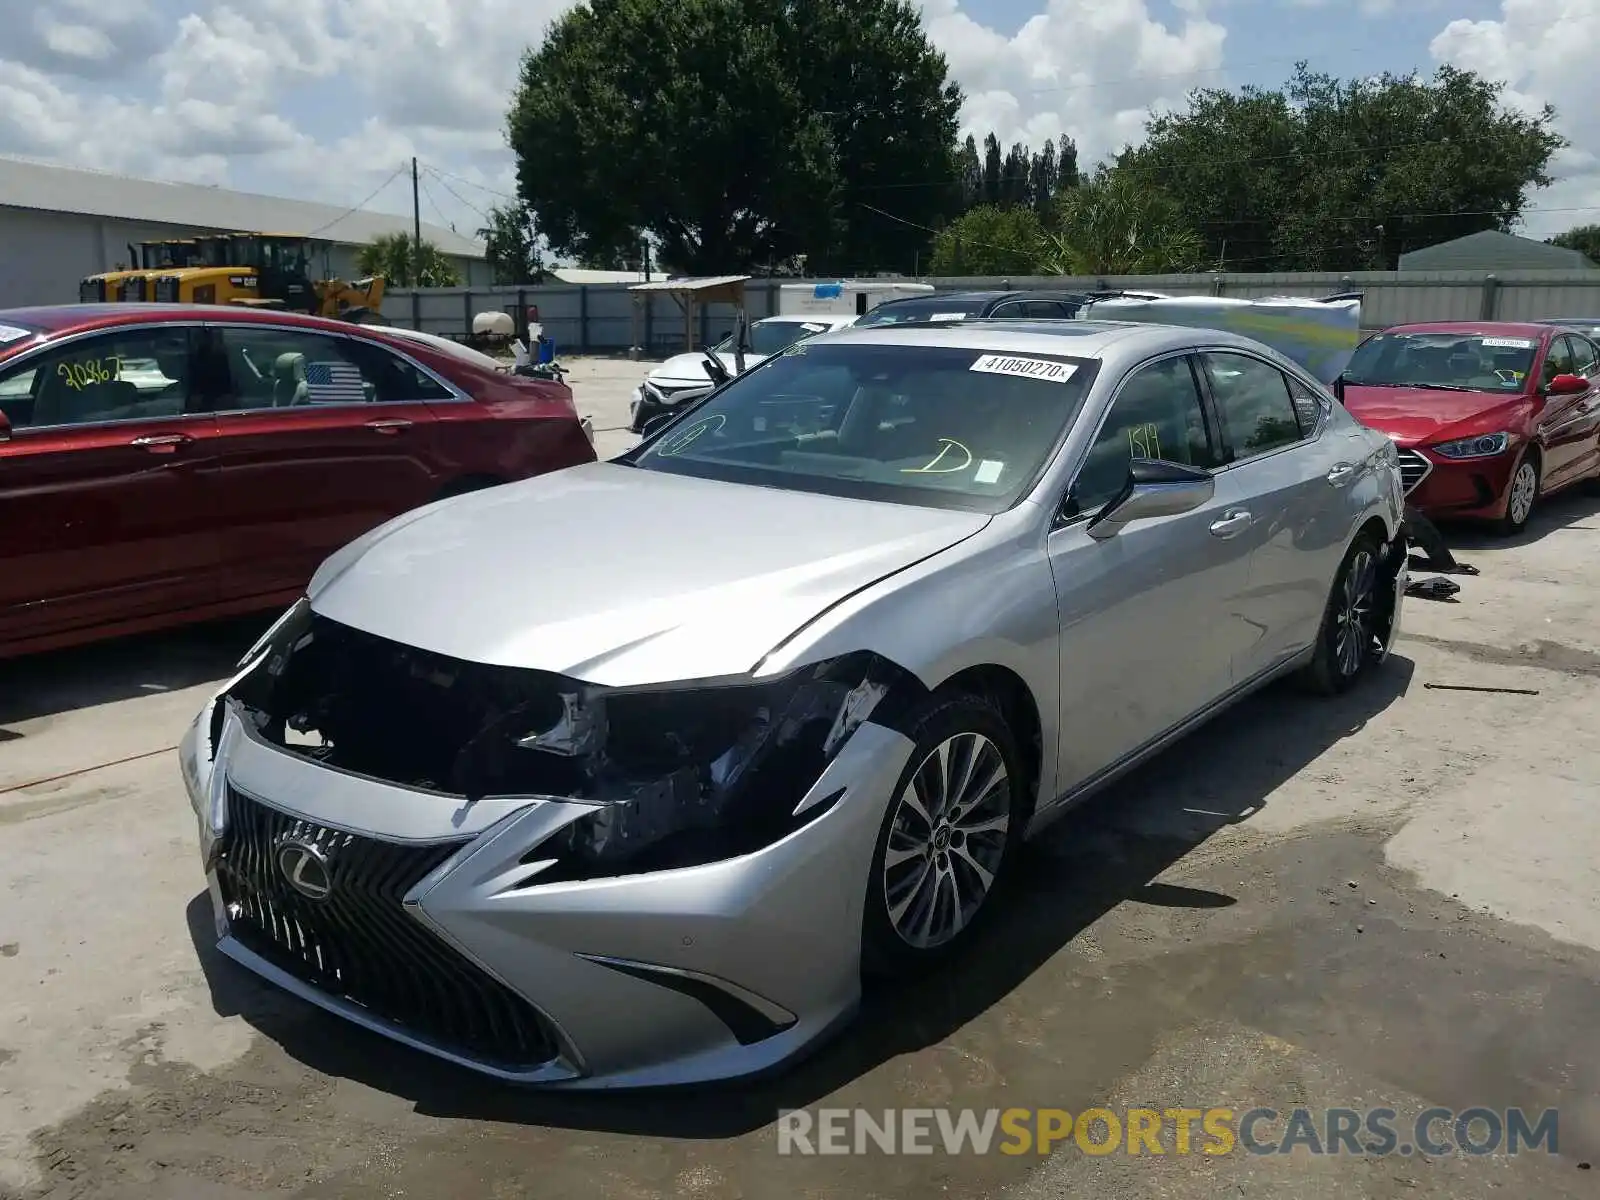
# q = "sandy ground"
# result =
<box><xmin>3</xmin><ymin>359</ymin><xmax>1599</xmax><ymax>1197</ymax></box>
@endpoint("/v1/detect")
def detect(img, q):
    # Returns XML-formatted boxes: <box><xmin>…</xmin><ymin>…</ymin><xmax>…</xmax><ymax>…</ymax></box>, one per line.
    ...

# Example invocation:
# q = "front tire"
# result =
<box><xmin>1496</xmin><ymin>452</ymin><xmax>1539</xmax><ymax>536</ymax></box>
<box><xmin>1302</xmin><ymin>533</ymin><xmax>1383</xmax><ymax>696</ymax></box>
<box><xmin>862</xmin><ymin>694</ymin><xmax>1026</xmax><ymax>979</ymax></box>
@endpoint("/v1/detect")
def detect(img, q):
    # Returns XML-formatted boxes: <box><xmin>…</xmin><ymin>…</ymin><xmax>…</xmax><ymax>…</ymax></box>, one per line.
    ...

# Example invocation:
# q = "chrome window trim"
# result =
<box><xmin>0</xmin><ymin>317</ymin><xmax>473</xmax><ymax>432</ymax></box>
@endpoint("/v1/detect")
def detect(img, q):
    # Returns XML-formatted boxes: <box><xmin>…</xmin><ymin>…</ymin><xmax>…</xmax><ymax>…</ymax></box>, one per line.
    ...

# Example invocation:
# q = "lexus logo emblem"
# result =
<box><xmin>276</xmin><ymin>839</ymin><xmax>333</xmax><ymax>900</ymax></box>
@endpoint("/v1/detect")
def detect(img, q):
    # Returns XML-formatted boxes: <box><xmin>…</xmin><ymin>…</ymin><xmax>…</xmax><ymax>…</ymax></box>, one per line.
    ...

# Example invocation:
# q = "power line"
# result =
<box><xmin>415</xmin><ymin>171</ymin><xmax>454</xmax><ymax>232</ymax></box>
<box><xmin>424</xmin><ymin>166</ymin><xmax>492</xmax><ymax>219</ymax></box>
<box><xmin>302</xmin><ymin>165</ymin><xmax>407</xmax><ymax>238</ymax></box>
<box><xmin>425</xmin><ymin>163</ymin><xmax>519</xmax><ymax>203</ymax></box>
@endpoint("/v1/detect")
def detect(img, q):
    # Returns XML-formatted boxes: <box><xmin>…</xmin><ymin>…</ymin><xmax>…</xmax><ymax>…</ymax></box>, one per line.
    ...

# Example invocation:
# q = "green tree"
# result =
<box><xmin>356</xmin><ymin>233</ymin><xmax>461</xmax><ymax>287</ymax></box>
<box><xmin>928</xmin><ymin>205</ymin><xmax>1045</xmax><ymax>275</ymax></box>
<box><xmin>477</xmin><ymin>203</ymin><xmax>546</xmax><ymax>284</ymax></box>
<box><xmin>1549</xmin><ymin>224</ymin><xmax>1600</xmax><ymax>264</ymax></box>
<box><xmin>1117</xmin><ymin>63</ymin><xmax>1565</xmax><ymax>271</ymax></box>
<box><xmin>1042</xmin><ymin>169</ymin><xmax>1204</xmax><ymax>275</ymax></box>
<box><xmin>507</xmin><ymin>0</ymin><xmax>961</xmax><ymax>275</ymax></box>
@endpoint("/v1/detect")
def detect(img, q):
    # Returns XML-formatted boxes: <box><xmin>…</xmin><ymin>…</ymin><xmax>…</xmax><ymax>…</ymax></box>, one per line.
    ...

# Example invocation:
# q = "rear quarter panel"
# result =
<box><xmin>422</xmin><ymin>362</ymin><xmax>597</xmax><ymax>481</ymax></box>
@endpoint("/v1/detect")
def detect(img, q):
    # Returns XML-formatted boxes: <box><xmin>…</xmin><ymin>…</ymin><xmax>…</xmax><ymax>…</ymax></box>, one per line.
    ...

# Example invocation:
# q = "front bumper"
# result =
<box><xmin>1401</xmin><ymin>445</ymin><xmax>1518</xmax><ymax>520</ymax></box>
<box><xmin>183</xmin><ymin>697</ymin><xmax>913</xmax><ymax>1088</ymax></box>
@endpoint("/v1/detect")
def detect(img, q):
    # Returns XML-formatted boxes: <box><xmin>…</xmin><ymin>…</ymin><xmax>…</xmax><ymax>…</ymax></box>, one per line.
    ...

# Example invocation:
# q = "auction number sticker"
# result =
<box><xmin>0</xmin><ymin>324</ymin><xmax>32</xmax><ymax>344</ymax></box>
<box><xmin>970</xmin><ymin>354</ymin><xmax>1077</xmax><ymax>384</ymax></box>
<box><xmin>1481</xmin><ymin>337</ymin><xmax>1535</xmax><ymax>349</ymax></box>
<box><xmin>930</xmin><ymin>312</ymin><xmax>970</xmax><ymax>321</ymax></box>
<box><xmin>57</xmin><ymin>357</ymin><xmax>122</xmax><ymax>390</ymax></box>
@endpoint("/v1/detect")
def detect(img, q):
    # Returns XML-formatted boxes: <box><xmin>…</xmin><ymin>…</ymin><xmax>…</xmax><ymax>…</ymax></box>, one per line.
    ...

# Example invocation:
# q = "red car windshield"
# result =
<box><xmin>1344</xmin><ymin>331</ymin><xmax>1537</xmax><ymax>394</ymax></box>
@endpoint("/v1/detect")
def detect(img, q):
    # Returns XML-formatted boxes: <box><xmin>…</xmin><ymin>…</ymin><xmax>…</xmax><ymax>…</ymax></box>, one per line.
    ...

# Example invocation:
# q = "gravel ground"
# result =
<box><xmin>2</xmin><ymin>367</ymin><xmax>1599</xmax><ymax>1197</ymax></box>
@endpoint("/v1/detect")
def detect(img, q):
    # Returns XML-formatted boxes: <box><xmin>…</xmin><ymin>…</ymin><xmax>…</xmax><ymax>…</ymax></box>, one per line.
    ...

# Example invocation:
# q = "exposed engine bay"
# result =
<box><xmin>226</xmin><ymin>604</ymin><xmax>919</xmax><ymax>878</ymax></box>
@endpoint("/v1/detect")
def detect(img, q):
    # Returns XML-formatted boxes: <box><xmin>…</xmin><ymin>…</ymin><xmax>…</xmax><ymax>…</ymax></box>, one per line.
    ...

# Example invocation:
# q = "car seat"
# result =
<box><xmin>272</xmin><ymin>352</ymin><xmax>308</xmax><ymax>406</ymax></box>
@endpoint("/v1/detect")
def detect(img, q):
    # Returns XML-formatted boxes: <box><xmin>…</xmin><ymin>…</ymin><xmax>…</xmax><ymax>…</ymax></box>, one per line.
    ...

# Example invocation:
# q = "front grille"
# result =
<box><xmin>155</xmin><ymin>277</ymin><xmax>178</xmax><ymax>302</ymax></box>
<box><xmin>1397</xmin><ymin>448</ymin><xmax>1431</xmax><ymax>494</ymax></box>
<box><xmin>215</xmin><ymin>787</ymin><xmax>558</xmax><ymax>1068</ymax></box>
<box><xmin>127</xmin><ymin>277</ymin><xmax>147</xmax><ymax>301</ymax></box>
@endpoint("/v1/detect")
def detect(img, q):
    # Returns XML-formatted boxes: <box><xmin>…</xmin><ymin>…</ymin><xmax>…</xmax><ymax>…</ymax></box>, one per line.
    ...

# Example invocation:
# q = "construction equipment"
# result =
<box><xmin>145</xmin><ymin>234</ymin><xmax>387</xmax><ymax>323</ymax></box>
<box><xmin>79</xmin><ymin>239</ymin><xmax>206</xmax><ymax>303</ymax></box>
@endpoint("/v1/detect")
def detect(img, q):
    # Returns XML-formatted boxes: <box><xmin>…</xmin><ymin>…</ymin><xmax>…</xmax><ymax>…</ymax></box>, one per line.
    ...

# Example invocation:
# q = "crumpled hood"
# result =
<box><xmin>308</xmin><ymin>462</ymin><xmax>989</xmax><ymax>687</ymax></box>
<box><xmin>647</xmin><ymin>350</ymin><xmax>768</xmax><ymax>387</ymax></box>
<box><xmin>1343</xmin><ymin>384</ymin><xmax>1531</xmax><ymax>445</ymax></box>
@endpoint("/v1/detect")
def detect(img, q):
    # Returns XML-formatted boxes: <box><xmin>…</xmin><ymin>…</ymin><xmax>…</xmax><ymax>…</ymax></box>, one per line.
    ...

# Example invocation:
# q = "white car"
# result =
<box><xmin>629</xmin><ymin>314</ymin><xmax>855</xmax><ymax>432</ymax></box>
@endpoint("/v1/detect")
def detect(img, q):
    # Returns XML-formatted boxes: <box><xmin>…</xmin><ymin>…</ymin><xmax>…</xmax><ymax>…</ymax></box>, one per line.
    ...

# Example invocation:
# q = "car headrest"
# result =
<box><xmin>274</xmin><ymin>352</ymin><xmax>306</xmax><ymax>381</ymax></box>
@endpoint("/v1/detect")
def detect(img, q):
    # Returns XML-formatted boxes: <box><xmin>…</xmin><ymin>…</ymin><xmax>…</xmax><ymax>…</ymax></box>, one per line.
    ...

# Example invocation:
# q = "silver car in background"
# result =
<box><xmin>181</xmin><ymin>319</ymin><xmax>1407</xmax><ymax>1088</ymax></box>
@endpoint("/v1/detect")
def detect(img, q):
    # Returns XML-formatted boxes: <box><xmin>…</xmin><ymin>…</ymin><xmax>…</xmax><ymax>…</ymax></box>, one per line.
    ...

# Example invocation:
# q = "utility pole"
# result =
<box><xmin>410</xmin><ymin>156</ymin><xmax>422</xmax><ymax>329</ymax></box>
<box><xmin>411</xmin><ymin>157</ymin><xmax>423</xmax><ymax>285</ymax></box>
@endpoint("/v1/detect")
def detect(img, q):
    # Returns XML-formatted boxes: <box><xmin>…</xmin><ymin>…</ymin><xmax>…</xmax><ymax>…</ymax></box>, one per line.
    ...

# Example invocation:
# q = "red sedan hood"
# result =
<box><xmin>1342</xmin><ymin>384</ymin><xmax>1526</xmax><ymax>445</ymax></box>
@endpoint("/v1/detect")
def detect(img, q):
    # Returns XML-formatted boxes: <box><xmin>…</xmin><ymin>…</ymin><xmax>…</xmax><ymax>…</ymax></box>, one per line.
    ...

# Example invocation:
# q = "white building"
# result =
<box><xmin>0</xmin><ymin>156</ymin><xmax>490</xmax><ymax>307</ymax></box>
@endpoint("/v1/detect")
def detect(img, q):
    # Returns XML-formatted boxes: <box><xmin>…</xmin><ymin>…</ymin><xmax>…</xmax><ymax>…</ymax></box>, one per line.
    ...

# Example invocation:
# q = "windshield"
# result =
<box><xmin>713</xmin><ymin>320</ymin><xmax>834</xmax><ymax>357</ymax></box>
<box><xmin>631</xmin><ymin>342</ymin><xmax>1100</xmax><ymax>513</ymax></box>
<box><xmin>853</xmin><ymin>298</ymin><xmax>991</xmax><ymax>327</ymax></box>
<box><xmin>1343</xmin><ymin>331</ymin><xmax>1538</xmax><ymax>393</ymax></box>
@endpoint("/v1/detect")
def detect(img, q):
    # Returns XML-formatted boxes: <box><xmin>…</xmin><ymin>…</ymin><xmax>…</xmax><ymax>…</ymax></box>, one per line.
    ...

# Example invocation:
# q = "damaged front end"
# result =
<box><xmin>1372</xmin><ymin>526</ymin><xmax>1409</xmax><ymax>663</ymax></box>
<box><xmin>225</xmin><ymin>602</ymin><xmax>919</xmax><ymax>879</ymax></box>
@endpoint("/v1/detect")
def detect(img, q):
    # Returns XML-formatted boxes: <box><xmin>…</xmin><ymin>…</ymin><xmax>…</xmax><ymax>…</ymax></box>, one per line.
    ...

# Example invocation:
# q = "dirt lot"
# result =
<box><xmin>3</xmin><ymin>361</ymin><xmax>1599</xmax><ymax>1197</ymax></box>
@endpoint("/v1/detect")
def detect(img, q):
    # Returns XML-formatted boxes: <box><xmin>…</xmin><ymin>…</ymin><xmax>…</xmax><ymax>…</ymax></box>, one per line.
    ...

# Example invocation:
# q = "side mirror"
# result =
<box><xmin>701</xmin><ymin>354</ymin><xmax>731</xmax><ymax>386</ymax></box>
<box><xmin>1547</xmin><ymin>373</ymin><xmax>1588</xmax><ymax>395</ymax></box>
<box><xmin>1087</xmin><ymin>459</ymin><xmax>1215</xmax><ymax>541</ymax></box>
<box><xmin>1331</xmin><ymin>374</ymin><xmax>1346</xmax><ymax>404</ymax></box>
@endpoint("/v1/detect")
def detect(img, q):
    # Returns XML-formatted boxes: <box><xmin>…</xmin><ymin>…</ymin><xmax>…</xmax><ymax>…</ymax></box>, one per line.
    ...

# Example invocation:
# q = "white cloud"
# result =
<box><xmin>917</xmin><ymin>0</ymin><xmax>1228</xmax><ymax>165</ymax></box>
<box><xmin>1429</xmin><ymin>0</ymin><xmax>1600</xmax><ymax>238</ymax></box>
<box><xmin>4</xmin><ymin>0</ymin><xmax>1593</xmax><ymax>252</ymax></box>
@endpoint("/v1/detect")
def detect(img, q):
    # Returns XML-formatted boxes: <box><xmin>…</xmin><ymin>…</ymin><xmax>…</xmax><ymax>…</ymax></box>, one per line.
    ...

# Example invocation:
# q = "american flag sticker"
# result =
<box><xmin>305</xmin><ymin>360</ymin><xmax>369</xmax><ymax>403</ymax></box>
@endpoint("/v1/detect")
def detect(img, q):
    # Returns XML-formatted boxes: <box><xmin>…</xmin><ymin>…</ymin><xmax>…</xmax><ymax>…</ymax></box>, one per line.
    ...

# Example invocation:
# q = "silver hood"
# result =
<box><xmin>647</xmin><ymin>349</ymin><xmax>765</xmax><ymax>387</ymax></box>
<box><xmin>307</xmin><ymin>462</ymin><xmax>989</xmax><ymax>687</ymax></box>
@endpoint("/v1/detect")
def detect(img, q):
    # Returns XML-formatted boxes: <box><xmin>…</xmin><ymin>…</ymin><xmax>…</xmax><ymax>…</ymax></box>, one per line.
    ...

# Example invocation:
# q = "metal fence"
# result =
<box><xmin>380</xmin><ymin>270</ymin><xmax>1600</xmax><ymax>354</ymax></box>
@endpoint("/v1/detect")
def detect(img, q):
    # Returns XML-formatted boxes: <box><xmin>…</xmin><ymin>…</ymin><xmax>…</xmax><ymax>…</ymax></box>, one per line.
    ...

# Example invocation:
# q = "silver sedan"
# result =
<box><xmin>180</xmin><ymin>319</ymin><xmax>1408</xmax><ymax>1088</ymax></box>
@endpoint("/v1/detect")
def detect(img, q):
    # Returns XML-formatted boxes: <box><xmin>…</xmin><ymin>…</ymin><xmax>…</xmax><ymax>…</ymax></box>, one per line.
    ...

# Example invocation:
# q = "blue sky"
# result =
<box><xmin>0</xmin><ymin>0</ymin><xmax>1593</xmax><ymax>243</ymax></box>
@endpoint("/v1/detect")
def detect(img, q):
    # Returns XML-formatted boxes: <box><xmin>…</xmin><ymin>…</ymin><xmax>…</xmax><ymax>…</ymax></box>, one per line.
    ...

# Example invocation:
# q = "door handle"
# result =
<box><xmin>365</xmin><ymin>418</ymin><xmax>412</xmax><ymax>434</ymax></box>
<box><xmin>1326</xmin><ymin>462</ymin><xmax>1358</xmax><ymax>486</ymax></box>
<box><xmin>1209</xmin><ymin>510</ymin><xmax>1252</xmax><ymax>538</ymax></box>
<box><xmin>131</xmin><ymin>433</ymin><xmax>192</xmax><ymax>454</ymax></box>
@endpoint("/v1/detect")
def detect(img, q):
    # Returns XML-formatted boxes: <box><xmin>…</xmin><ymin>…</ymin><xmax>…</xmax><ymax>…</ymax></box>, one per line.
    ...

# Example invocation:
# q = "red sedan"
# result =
<box><xmin>1337</xmin><ymin>321</ymin><xmax>1600</xmax><ymax>534</ymax></box>
<box><xmin>0</xmin><ymin>304</ymin><xmax>595</xmax><ymax>659</ymax></box>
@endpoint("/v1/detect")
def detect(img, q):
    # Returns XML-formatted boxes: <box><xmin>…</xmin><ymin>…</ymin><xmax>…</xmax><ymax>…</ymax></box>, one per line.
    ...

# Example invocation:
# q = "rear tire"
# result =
<box><xmin>862</xmin><ymin>694</ymin><xmax>1027</xmax><ymax>980</ymax></box>
<box><xmin>1301</xmin><ymin>532</ymin><xmax>1384</xmax><ymax>696</ymax></box>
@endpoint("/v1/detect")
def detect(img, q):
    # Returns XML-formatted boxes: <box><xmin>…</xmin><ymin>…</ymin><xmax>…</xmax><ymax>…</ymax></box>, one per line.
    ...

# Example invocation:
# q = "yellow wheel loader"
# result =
<box><xmin>147</xmin><ymin>234</ymin><xmax>387</xmax><ymax>323</ymax></box>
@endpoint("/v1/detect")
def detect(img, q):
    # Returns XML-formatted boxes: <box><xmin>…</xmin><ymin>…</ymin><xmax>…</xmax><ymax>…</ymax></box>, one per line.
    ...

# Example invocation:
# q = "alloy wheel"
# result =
<box><xmin>881</xmin><ymin>731</ymin><xmax>1012</xmax><ymax>951</ymax></box>
<box><xmin>1508</xmin><ymin>460</ymin><xmax>1538</xmax><ymax>527</ymax></box>
<box><xmin>1333</xmin><ymin>548</ymin><xmax>1377</xmax><ymax>678</ymax></box>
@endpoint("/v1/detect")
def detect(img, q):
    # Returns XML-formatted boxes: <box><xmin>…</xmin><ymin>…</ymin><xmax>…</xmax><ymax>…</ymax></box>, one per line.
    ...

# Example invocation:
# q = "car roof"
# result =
<box><xmin>0</xmin><ymin>303</ymin><xmax>382</xmax><ymax>337</ymax></box>
<box><xmin>1376</xmin><ymin>321</ymin><xmax>1556</xmax><ymax>339</ymax></box>
<box><xmin>873</xmin><ymin>290</ymin><xmax>1010</xmax><ymax>306</ymax></box>
<box><xmin>818</xmin><ymin>317</ymin><xmax>1269</xmax><ymax>360</ymax></box>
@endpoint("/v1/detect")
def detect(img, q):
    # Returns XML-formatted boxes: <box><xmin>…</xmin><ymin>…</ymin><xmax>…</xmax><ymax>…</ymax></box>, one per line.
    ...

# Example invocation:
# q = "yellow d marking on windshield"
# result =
<box><xmin>57</xmin><ymin>357</ymin><xmax>123</xmax><ymax>391</ymax></box>
<box><xmin>658</xmin><ymin>413</ymin><xmax>726</xmax><ymax>455</ymax></box>
<box><xmin>1127</xmin><ymin>423</ymin><xmax>1161</xmax><ymax>458</ymax></box>
<box><xmin>902</xmin><ymin>439</ymin><xmax>973</xmax><ymax>474</ymax></box>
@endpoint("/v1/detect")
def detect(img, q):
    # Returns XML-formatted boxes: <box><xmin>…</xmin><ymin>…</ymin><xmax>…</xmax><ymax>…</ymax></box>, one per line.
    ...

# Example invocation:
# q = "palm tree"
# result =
<box><xmin>1042</xmin><ymin>170</ymin><xmax>1205</xmax><ymax>275</ymax></box>
<box><xmin>356</xmin><ymin>233</ymin><xmax>462</xmax><ymax>287</ymax></box>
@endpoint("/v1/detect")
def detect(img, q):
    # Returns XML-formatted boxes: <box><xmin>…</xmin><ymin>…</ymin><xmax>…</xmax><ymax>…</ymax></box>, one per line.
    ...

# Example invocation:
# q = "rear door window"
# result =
<box><xmin>211</xmin><ymin>327</ymin><xmax>452</xmax><ymax>410</ymax></box>
<box><xmin>1201</xmin><ymin>352</ymin><xmax>1305</xmax><ymax>460</ymax></box>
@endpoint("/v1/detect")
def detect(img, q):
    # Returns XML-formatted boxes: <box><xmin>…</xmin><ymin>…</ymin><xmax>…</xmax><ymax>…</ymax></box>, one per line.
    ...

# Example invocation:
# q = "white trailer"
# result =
<box><xmin>779</xmin><ymin>280</ymin><xmax>935</xmax><ymax>319</ymax></box>
<box><xmin>1080</xmin><ymin>293</ymin><xmax>1362</xmax><ymax>384</ymax></box>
